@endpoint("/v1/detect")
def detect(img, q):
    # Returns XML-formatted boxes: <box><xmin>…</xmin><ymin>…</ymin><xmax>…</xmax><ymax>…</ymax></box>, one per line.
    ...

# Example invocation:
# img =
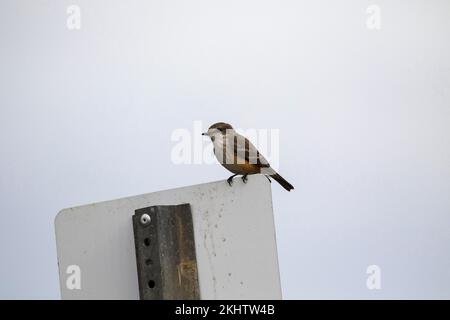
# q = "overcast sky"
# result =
<box><xmin>1</xmin><ymin>0</ymin><xmax>449</xmax><ymax>299</ymax></box>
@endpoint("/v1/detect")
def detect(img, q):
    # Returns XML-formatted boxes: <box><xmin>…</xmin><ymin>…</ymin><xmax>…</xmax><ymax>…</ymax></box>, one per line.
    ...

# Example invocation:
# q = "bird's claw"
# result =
<box><xmin>242</xmin><ymin>175</ymin><xmax>248</xmax><ymax>184</ymax></box>
<box><xmin>265</xmin><ymin>175</ymin><xmax>272</xmax><ymax>183</ymax></box>
<box><xmin>227</xmin><ymin>177</ymin><xmax>234</xmax><ymax>186</ymax></box>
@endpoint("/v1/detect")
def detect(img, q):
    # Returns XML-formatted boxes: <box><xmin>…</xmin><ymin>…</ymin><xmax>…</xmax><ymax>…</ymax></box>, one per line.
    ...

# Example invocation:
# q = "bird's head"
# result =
<box><xmin>202</xmin><ymin>122</ymin><xmax>234</xmax><ymax>141</ymax></box>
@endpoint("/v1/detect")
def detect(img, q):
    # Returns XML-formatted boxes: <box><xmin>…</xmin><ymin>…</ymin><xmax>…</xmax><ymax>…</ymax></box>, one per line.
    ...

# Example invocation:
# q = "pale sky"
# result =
<box><xmin>1</xmin><ymin>0</ymin><xmax>449</xmax><ymax>298</ymax></box>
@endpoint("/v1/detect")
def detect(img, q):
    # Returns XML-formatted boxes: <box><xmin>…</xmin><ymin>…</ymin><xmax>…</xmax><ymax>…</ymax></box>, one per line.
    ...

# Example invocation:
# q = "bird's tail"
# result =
<box><xmin>271</xmin><ymin>173</ymin><xmax>294</xmax><ymax>192</ymax></box>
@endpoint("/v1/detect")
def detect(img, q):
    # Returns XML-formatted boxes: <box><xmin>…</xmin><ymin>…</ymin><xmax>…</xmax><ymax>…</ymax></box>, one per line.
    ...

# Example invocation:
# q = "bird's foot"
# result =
<box><xmin>265</xmin><ymin>175</ymin><xmax>272</xmax><ymax>183</ymax></box>
<box><xmin>242</xmin><ymin>174</ymin><xmax>248</xmax><ymax>184</ymax></box>
<box><xmin>227</xmin><ymin>174</ymin><xmax>237</xmax><ymax>187</ymax></box>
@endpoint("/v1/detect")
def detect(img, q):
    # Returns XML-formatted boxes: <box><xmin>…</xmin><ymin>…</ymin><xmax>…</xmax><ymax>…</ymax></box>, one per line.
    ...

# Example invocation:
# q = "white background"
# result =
<box><xmin>0</xmin><ymin>0</ymin><xmax>449</xmax><ymax>298</ymax></box>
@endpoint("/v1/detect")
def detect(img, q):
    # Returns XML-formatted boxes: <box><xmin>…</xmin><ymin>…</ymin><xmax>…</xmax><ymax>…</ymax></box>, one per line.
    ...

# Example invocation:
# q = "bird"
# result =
<box><xmin>202</xmin><ymin>122</ymin><xmax>294</xmax><ymax>191</ymax></box>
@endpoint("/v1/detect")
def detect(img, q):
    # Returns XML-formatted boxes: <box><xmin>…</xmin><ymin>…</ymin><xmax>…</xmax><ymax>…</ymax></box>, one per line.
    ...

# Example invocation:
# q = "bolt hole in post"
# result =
<box><xmin>144</xmin><ymin>238</ymin><xmax>151</xmax><ymax>246</ymax></box>
<box><xmin>145</xmin><ymin>258</ymin><xmax>153</xmax><ymax>266</ymax></box>
<box><xmin>148</xmin><ymin>280</ymin><xmax>155</xmax><ymax>289</ymax></box>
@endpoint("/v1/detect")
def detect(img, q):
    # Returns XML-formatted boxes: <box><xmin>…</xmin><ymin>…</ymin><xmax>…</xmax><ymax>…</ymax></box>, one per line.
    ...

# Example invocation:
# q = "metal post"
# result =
<box><xmin>132</xmin><ymin>203</ymin><xmax>200</xmax><ymax>300</ymax></box>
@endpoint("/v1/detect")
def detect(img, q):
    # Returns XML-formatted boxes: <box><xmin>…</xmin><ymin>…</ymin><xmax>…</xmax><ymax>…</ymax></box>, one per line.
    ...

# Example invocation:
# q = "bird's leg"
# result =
<box><xmin>241</xmin><ymin>174</ymin><xmax>248</xmax><ymax>184</ymax></box>
<box><xmin>227</xmin><ymin>174</ymin><xmax>238</xmax><ymax>186</ymax></box>
<box><xmin>265</xmin><ymin>175</ymin><xmax>272</xmax><ymax>183</ymax></box>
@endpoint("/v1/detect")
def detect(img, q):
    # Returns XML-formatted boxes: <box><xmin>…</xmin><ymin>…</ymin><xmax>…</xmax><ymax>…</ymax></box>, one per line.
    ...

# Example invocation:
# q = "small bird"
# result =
<box><xmin>202</xmin><ymin>122</ymin><xmax>294</xmax><ymax>191</ymax></box>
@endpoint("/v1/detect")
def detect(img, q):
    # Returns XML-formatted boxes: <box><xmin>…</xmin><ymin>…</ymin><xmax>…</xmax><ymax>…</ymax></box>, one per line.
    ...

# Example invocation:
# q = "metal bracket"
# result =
<box><xmin>132</xmin><ymin>203</ymin><xmax>200</xmax><ymax>300</ymax></box>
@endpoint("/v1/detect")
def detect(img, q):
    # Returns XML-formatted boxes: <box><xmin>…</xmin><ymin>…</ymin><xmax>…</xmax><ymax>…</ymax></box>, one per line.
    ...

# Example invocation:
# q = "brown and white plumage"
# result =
<box><xmin>202</xmin><ymin>122</ymin><xmax>294</xmax><ymax>191</ymax></box>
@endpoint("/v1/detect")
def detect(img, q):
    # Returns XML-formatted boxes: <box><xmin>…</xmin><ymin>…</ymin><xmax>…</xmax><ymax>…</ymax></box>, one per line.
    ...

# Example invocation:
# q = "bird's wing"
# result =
<box><xmin>230</xmin><ymin>133</ymin><xmax>270</xmax><ymax>167</ymax></box>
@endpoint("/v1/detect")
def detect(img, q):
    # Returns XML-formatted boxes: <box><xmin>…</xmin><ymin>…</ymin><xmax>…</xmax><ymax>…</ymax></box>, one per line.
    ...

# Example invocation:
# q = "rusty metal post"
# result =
<box><xmin>132</xmin><ymin>204</ymin><xmax>200</xmax><ymax>300</ymax></box>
